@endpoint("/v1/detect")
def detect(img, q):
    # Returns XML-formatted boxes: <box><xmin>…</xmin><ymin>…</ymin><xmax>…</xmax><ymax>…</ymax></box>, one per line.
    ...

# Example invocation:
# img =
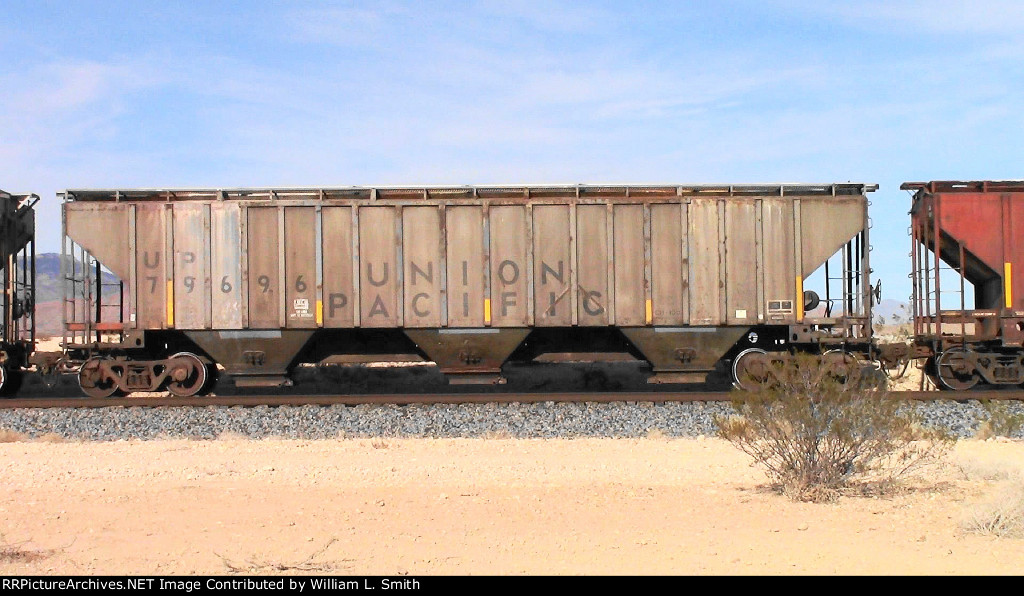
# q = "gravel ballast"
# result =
<box><xmin>0</xmin><ymin>400</ymin><xmax>1021</xmax><ymax>441</ymax></box>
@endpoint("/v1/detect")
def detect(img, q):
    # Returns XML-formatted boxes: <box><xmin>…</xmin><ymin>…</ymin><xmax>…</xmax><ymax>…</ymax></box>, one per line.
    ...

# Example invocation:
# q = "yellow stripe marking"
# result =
<box><xmin>645</xmin><ymin>299</ymin><xmax>653</xmax><ymax>325</ymax></box>
<box><xmin>1006</xmin><ymin>263</ymin><xmax>1013</xmax><ymax>308</ymax></box>
<box><xmin>796</xmin><ymin>276</ymin><xmax>804</xmax><ymax>321</ymax></box>
<box><xmin>484</xmin><ymin>299</ymin><xmax>492</xmax><ymax>325</ymax></box>
<box><xmin>316</xmin><ymin>299</ymin><xmax>323</xmax><ymax>326</ymax></box>
<box><xmin>166</xmin><ymin>280</ymin><xmax>174</xmax><ymax>327</ymax></box>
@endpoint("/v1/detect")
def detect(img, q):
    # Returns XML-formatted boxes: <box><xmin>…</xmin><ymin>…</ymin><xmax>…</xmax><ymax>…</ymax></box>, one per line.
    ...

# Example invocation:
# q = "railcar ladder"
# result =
<box><xmin>911</xmin><ymin>212</ymin><xmax>969</xmax><ymax>340</ymax></box>
<box><xmin>822</xmin><ymin>231</ymin><xmax>869</xmax><ymax>338</ymax></box>
<box><xmin>62</xmin><ymin>239</ymin><xmax>125</xmax><ymax>349</ymax></box>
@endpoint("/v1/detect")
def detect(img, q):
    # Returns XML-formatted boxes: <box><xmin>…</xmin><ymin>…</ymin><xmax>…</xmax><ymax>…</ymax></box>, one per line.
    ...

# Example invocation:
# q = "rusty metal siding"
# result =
<box><xmin>402</xmin><ymin>206</ymin><xmax>442</xmax><ymax>328</ymax></box>
<box><xmin>489</xmin><ymin>205</ymin><xmax>529</xmax><ymax>326</ymax></box>
<box><xmin>575</xmin><ymin>204</ymin><xmax>609</xmax><ymax>326</ymax></box>
<box><xmin>284</xmin><ymin>207</ymin><xmax>317</xmax><ymax>328</ymax></box>
<box><xmin>445</xmin><ymin>206</ymin><xmax>484</xmax><ymax>327</ymax></box>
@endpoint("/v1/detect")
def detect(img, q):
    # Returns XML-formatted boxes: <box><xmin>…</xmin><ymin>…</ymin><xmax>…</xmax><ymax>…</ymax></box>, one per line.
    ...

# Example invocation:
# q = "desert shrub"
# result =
<box><xmin>0</xmin><ymin>429</ymin><xmax>29</xmax><ymax>443</ymax></box>
<box><xmin>717</xmin><ymin>353</ymin><xmax>954</xmax><ymax>502</ymax></box>
<box><xmin>961</xmin><ymin>481</ymin><xmax>1024</xmax><ymax>538</ymax></box>
<box><xmin>975</xmin><ymin>400</ymin><xmax>1024</xmax><ymax>440</ymax></box>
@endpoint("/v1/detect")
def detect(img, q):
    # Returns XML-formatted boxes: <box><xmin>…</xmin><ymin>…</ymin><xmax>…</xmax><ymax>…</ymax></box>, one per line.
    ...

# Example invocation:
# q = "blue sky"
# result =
<box><xmin>2</xmin><ymin>1</ymin><xmax>1023</xmax><ymax>304</ymax></box>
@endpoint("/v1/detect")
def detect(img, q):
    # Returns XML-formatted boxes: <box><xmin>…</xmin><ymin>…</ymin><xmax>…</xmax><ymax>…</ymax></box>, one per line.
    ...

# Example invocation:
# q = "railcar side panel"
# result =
<box><xmin>135</xmin><ymin>204</ymin><xmax>168</xmax><ymax>330</ymax></box>
<box><xmin>533</xmin><ymin>205</ymin><xmax>572</xmax><ymax>326</ymax></box>
<box><xmin>210</xmin><ymin>203</ymin><xmax>243</xmax><ymax>329</ymax></box>
<box><xmin>688</xmin><ymin>198</ymin><xmax>722</xmax><ymax>325</ymax></box>
<box><xmin>172</xmin><ymin>203</ymin><xmax>208</xmax><ymax>329</ymax></box>
<box><xmin>761</xmin><ymin>198</ymin><xmax>797</xmax><ymax>323</ymax></box>
<box><xmin>725</xmin><ymin>200</ymin><xmax>758</xmax><ymax>325</ymax></box>
<box><xmin>575</xmin><ymin>204</ymin><xmax>609</xmax><ymax>326</ymax></box>
<box><xmin>651</xmin><ymin>202</ymin><xmax>685</xmax><ymax>325</ymax></box>
<box><xmin>402</xmin><ymin>206</ymin><xmax>443</xmax><ymax>328</ymax></box>
<box><xmin>445</xmin><ymin>206</ymin><xmax>485</xmax><ymax>327</ymax></box>
<box><xmin>321</xmin><ymin>206</ymin><xmax>355</xmax><ymax>327</ymax></box>
<box><xmin>284</xmin><ymin>206</ymin><xmax>318</xmax><ymax>329</ymax></box>
<box><xmin>246</xmin><ymin>206</ymin><xmax>281</xmax><ymax>329</ymax></box>
<box><xmin>359</xmin><ymin>206</ymin><xmax>399</xmax><ymax>328</ymax></box>
<box><xmin>489</xmin><ymin>205</ymin><xmax>529</xmax><ymax>327</ymax></box>
<box><xmin>612</xmin><ymin>204</ymin><xmax>645</xmax><ymax>326</ymax></box>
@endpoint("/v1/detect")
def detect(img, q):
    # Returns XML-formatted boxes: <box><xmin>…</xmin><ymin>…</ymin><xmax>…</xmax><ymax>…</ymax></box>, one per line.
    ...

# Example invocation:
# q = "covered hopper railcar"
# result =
<box><xmin>906</xmin><ymin>180</ymin><xmax>1024</xmax><ymax>390</ymax></box>
<box><xmin>61</xmin><ymin>183</ymin><xmax>877</xmax><ymax>396</ymax></box>
<box><xmin>0</xmin><ymin>188</ymin><xmax>37</xmax><ymax>395</ymax></box>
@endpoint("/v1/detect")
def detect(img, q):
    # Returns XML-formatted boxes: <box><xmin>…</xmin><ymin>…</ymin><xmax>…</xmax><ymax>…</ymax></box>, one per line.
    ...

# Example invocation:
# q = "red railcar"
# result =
<box><xmin>905</xmin><ymin>180</ymin><xmax>1024</xmax><ymax>389</ymax></box>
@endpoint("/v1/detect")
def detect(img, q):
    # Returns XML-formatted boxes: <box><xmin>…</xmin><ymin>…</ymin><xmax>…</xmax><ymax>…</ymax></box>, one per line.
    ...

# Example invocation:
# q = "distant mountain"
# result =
<box><xmin>873</xmin><ymin>299</ymin><xmax>911</xmax><ymax>323</ymax></box>
<box><xmin>27</xmin><ymin>253</ymin><xmax>122</xmax><ymax>338</ymax></box>
<box><xmin>34</xmin><ymin>253</ymin><xmax>120</xmax><ymax>303</ymax></box>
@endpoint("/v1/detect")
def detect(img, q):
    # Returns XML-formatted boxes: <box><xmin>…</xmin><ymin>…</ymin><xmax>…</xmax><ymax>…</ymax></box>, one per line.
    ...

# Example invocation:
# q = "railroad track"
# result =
<box><xmin>2</xmin><ymin>389</ymin><xmax>1022</xmax><ymax>409</ymax></box>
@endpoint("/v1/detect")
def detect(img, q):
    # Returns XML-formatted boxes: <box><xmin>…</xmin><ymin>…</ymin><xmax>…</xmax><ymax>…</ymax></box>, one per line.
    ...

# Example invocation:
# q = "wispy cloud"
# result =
<box><xmin>799</xmin><ymin>0</ymin><xmax>1024</xmax><ymax>36</ymax></box>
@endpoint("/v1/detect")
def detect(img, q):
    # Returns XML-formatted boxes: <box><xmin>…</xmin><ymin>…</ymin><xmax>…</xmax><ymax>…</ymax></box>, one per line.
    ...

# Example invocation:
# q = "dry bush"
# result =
<box><xmin>958</xmin><ymin>456</ymin><xmax>1022</xmax><ymax>483</ymax></box>
<box><xmin>216</xmin><ymin>538</ymin><xmax>348</xmax><ymax>573</ymax></box>
<box><xmin>0</xmin><ymin>430</ymin><xmax>29</xmax><ymax>443</ymax></box>
<box><xmin>216</xmin><ymin>431</ymin><xmax>250</xmax><ymax>441</ymax></box>
<box><xmin>975</xmin><ymin>400</ymin><xmax>1024</xmax><ymax>440</ymax></box>
<box><xmin>0</xmin><ymin>535</ymin><xmax>50</xmax><ymax>563</ymax></box>
<box><xmin>717</xmin><ymin>353</ymin><xmax>954</xmax><ymax>502</ymax></box>
<box><xmin>645</xmin><ymin>428</ymin><xmax>669</xmax><ymax>440</ymax></box>
<box><xmin>35</xmin><ymin>433</ymin><xmax>67</xmax><ymax>444</ymax></box>
<box><xmin>961</xmin><ymin>481</ymin><xmax>1024</xmax><ymax>539</ymax></box>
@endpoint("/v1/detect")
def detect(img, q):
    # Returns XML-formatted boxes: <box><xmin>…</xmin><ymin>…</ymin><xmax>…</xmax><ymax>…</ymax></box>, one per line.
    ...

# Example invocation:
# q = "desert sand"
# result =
<box><xmin>0</xmin><ymin>436</ymin><xmax>1022</xmax><ymax>576</ymax></box>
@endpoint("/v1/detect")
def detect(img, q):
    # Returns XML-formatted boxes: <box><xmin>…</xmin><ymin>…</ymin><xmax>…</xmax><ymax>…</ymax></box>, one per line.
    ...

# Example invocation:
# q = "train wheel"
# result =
<box><xmin>166</xmin><ymin>352</ymin><xmax>208</xmax><ymax>397</ymax></box>
<box><xmin>0</xmin><ymin>367</ymin><xmax>9</xmax><ymax>396</ymax></box>
<box><xmin>936</xmin><ymin>348</ymin><xmax>979</xmax><ymax>391</ymax></box>
<box><xmin>732</xmin><ymin>348</ymin><xmax>771</xmax><ymax>391</ymax></box>
<box><xmin>821</xmin><ymin>349</ymin><xmax>862</xmax><ymax>387</ymax></box>
<box><xmin>79</xmin><ymin>357</ymin><xmax>121</xmax><ymax>398</ymax></box>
